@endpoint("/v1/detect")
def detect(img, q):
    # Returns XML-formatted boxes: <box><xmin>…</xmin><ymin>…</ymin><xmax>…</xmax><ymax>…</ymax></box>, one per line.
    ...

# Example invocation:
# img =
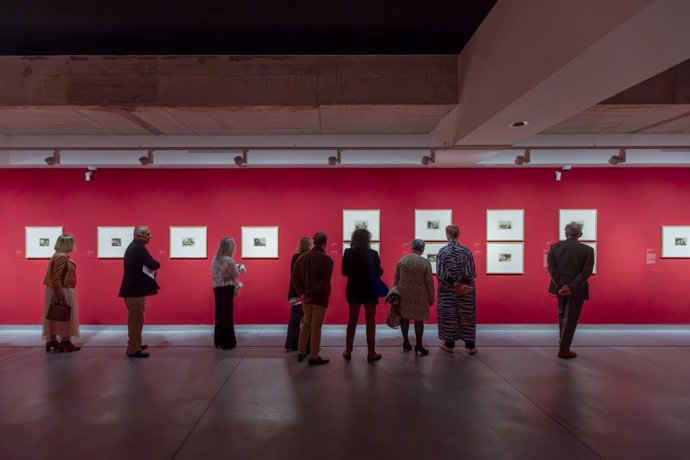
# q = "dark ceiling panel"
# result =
<box><xmin>0</xmin><ymin>0</ymin><xmax>497</xmax><ymax>55</ymax></box>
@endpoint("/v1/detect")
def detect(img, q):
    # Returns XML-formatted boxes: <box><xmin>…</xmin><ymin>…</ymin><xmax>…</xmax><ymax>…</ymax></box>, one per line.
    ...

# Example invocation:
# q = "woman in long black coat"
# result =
<box><xmin>342</xmin><ymin>228</ymin><xmax>383</xmax><ymax>362</ymax></box>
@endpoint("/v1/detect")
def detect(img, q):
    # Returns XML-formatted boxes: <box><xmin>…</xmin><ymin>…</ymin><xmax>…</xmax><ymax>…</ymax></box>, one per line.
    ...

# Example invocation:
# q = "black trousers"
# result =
<box><xmin>213</xmin><ymin>286</ymin><xmax>236</xmax><ymax>348</ymax></box>
<box><xmin>285</xmin><ymin>304</ymin><xmax>303</xmax><ymax>350</ymax></box>
<box><xmin>557</xmin><ymin>295</ymin><xmax>585</xmax><ymax>350</ymax></box>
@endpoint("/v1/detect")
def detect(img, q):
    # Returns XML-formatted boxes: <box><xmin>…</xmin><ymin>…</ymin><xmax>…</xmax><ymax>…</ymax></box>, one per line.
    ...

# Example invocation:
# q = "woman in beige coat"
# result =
<box><xmin>393</xmin><ymin>239</ymin><xmax>435</xmax><ymax>356</ymax></box>
<box><xmin>43</xmin><ymin>234</ymin><xmax>81</xmax><ymax>353</ymax></box>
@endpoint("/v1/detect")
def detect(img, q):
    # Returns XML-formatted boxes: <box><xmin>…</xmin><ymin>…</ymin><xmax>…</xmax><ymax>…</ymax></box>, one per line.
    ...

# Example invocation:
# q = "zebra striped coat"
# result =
<box><xmin>436</xmin><ymin>239</ymin><xmax>477</xmax><ymax>344</ymax></box>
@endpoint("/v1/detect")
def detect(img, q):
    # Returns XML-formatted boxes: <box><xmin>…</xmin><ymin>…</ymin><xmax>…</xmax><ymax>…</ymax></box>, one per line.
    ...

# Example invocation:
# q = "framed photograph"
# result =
<box><xmin>343</xmin><ymin>242</ymin><xmax>380</xmax><ymax>255</ymax></box>
<box><xmin>487</xmin><ymin>209</ymin><xmax>524</xmax><ymax>241</ymax></box>
<box><xmin>97</xmin><ymin>226</ymin><xmax>134</xmax><ymax>258</ymax></box>
<box><xmin>170</xmin><ymin>226</ymin><xmax>207</xmax><ymax>258</ymax></box>
<box><xmin>242</xmin><ymin>226</ymin><xmax>279</xmax><ymax>258</ymax></box>
<box><xmin>582</xmin><ymin>242</ymin><xmax>598</xmax><ymax>274</ymax></box>
<box><xmin>559</xmin><ymin>209</ymin><xmax>597</xmax><ymax>241</ymax></box>
<box><xmin>421</xmin><ymin>242</ymin><xmax>447</xmax><ymax>275</ymax></box>
<box><xmin>415</xmin><ymin>209</ymin><xmax>452</xmax><ymax>241</ymax></box>
<box><xmin>661</xmin><ymin>226</ymin><xmax>690</xmax><ymax>258</ymax></box>
<box><xmin>343</xmin><ymin>209</ymin><xmax>380</xmax><ymax>241</ymax></box>
<box><xmin>25</xmin><ymin>226</ymin><xmax>63</xmax><ymax>258</ymax></box>
<box><xmin>486</xmin><ymin>242</ymin><xmax>524</xmax><ymax>275</ymax></box>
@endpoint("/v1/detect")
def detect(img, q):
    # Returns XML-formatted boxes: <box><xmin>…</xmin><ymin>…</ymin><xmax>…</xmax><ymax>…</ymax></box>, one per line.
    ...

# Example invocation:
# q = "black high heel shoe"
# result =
<box><xmin>414</xmin><ymin>345</ymin><xmax>429</xmax><ymax>356</ymax></box>
<box><xmin>402</xmin><ymin>342</ymin><xmax>413</xmax><ymax>352</ymax></box>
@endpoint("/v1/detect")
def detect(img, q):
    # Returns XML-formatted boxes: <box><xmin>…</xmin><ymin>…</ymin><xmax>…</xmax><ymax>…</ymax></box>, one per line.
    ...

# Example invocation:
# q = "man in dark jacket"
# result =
<box><xmin>547</xmin><ymin>222</ymin><xmax>595</xmax><ymax>359</ymax></box>
<box><xmin>291</xmin><ymin>232</ymin><xmax>334</xmax><ymax>366</ymax></box>
<box><xmin>119</xmin><ymin>226</ymin><xmax>160</xmax><ymax>358</ymax></box>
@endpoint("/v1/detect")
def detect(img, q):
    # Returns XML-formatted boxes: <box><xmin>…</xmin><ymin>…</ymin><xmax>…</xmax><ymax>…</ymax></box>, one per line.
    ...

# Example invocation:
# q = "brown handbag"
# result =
<box><xmin>45</xmin><ymin>257</ymin><xmax>72</xmax><ymax>322</ymax></box>
<box><xmin>46</xmin><ymin>300</ymin><xmax>71</xmax><ymax>322</ymax></box>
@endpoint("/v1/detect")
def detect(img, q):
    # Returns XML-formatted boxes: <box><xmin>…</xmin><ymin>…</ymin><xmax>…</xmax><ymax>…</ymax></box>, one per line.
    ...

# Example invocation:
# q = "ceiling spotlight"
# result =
<box><xmin>234</xmin><ymin>149</ymin><xmax>248</xmax><ymax>167</ymax></box>
<box><xmin>509</xmin><ymin>120</ymin><xmax>529</xmax><ymax>128</ymax></box>
<box><xmin>139</xmin><ymin>149</ymin><xmax>154</xmax><ymax>166</ymax></box>
<box><xmin>608</xmin><ymin>148</ymin><xmax>626</xmax><ymax>165</ymax></box>
<box><xmin>44</xmin><ymin>149</ymin><xmax>61</xmax><ymax>166</ymax></box>
<box><xmin>85</xmin><ymin>166</ymin><xmax>97</xmax><ymax>182</ymax></box>
<box><xmin>421</xmin><ymin>149</ymin><xmax>436</xmax><ymax>166</ymax></box>
<box><xmin>514</xmin><ymin>148</ymin><xmax>531</xmax><ymax>165</ymax></box>
<box><xmin>328</xmin><ymin>149</ymin><xmax>342</xmax><ymax>166</ymax></box>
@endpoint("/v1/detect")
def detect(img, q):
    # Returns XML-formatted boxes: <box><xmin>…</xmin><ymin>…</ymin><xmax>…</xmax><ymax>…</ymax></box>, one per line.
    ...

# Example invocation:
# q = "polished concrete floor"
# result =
<box><xmin>2</xmin><ymin>325</ymin><xmax>690</xmax><ymax>460</ymax></box>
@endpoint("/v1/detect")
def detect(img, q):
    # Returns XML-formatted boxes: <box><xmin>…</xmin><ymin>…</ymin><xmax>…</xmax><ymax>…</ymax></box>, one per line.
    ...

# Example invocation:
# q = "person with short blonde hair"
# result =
<box><xmin>43</xmin><ymin>234</ymin><xmax>81</xmax><ymax>353</ymax></box>
<box><xmin>436</xmin><ymin>224</ymin><xmax>478</xmax><ymax>355</ymax></box>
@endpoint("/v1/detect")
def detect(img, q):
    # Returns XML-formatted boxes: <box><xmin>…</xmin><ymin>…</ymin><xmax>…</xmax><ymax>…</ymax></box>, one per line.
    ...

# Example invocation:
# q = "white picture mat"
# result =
<box><xmin>242</xmin><ymin>226</ymin><xmax>279</xmax><ymax>258</ymax></box>
<box><xmin>25</xmin><ymin>226</ymin><xmax>63</xmax><ymax>259</ymax></box>
<box><xmin>661</xmin><ymin>226</ymin><xmax>690</xmax><ymax>258</ymax></box>
<box><xmin>421</xmin><ymin>242</ymin><xmax>447</xmax><ymax>275</ymax></box>
<box><xmin>486</xmin><ymin>242</ymin><xmax>524</xmax><ymax>274</ymax></box>
<box><xmin>486</xmin><ymin>209</ymin><xmax>524</xmax><ymax>241</ymax></box>
<box><xmin>97</xmin><ymin>226</ymin><xmax>134</xmax><ymax>258</ymax></box>
<box><xmin>342</xmin><ymin>242</ymin><xmax>380</xmax><ymax>255</ymax></box>
<box><xmin>582</xmin><ymin>242</ymin><xmax>598</xmax><ymax>274</ymax></box>
<box><xmin>559</xmin><ymin>209</ymin><xmax>597</xmax><ymax>241</ymax></box>
<box><xmin>414</xmin><ymin>209</ymin><xmax>452</xmax><ymax>241</ymax></box>
<box><xmin>343</xmin><ymin>209</ymin><xmax>380</xmax><ymax>241</ymax></box>
<box><xmin>170</xmin><ymin>226</ymin><xmax>208</xmax><ymax>259</ymax></box>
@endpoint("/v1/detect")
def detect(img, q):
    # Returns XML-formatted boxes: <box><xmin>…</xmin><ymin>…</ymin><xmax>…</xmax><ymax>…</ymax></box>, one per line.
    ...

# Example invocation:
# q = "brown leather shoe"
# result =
<box><xmin>558</xmin><ymin>350</ymin><xmax>577</xmax><ymax>359</ymax></box>
<box><xmin>58</xmin><ymin>340</ymin><xmax>81</xmax><ymax>353</ymax></box>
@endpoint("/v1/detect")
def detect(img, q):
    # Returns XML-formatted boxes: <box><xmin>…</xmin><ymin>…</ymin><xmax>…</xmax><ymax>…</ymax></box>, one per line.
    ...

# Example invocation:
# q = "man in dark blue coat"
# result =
<box><xmin>119</xmin><ymin>226</ymin><xmax>160</xmax><ymax>358</ymax></box>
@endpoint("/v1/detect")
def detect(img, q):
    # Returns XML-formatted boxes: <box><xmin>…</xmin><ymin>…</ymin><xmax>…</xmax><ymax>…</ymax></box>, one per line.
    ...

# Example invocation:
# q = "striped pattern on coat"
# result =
<box><xmin>436</xmin><ymin>240</ymin><xmax>477</xmax><ymax>344</ymax></box>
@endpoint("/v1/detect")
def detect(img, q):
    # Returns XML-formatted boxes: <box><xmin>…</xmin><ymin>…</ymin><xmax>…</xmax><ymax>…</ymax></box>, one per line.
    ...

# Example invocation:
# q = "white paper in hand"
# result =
<box><xmin>142</xmin><ymin>265</ymin><xmax>156</xmax><ymax>279</ymax></box>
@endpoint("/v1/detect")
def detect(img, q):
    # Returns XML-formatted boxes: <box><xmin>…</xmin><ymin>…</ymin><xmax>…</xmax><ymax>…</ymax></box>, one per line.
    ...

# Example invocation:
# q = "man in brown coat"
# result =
<box><xmin>291</xmin><ymin>232</ymin><xmax>334</xmax><ymax>366</ymax></box>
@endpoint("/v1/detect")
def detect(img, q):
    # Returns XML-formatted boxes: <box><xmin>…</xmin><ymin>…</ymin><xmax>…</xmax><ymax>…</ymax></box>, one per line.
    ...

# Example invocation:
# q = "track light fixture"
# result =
<box><xmin>138</xmin><ymin>149</ymin><xmax>154</xmax><ymax>166</ymax></box>
<box><xmin>514</xmin><ymin>148</ymin><xmax>531</xmax><ymax>165</ymax></box>
<box><xmin>608</xmin><ymin>148</ymin><xmax>626</xmax><ymax>165</ymax></box>
<box><xmin>234</xmin><ymin>149</ymin><xmax>248</xmax><ymax>167</ymax></box>
<box><xmin>421</xmin><ymin>149</ymin><xmax>436</xmax><ymax>166</ymax></box>
<box><xmin>44</xmin><ymin>149</ymin><xmax>61</xmax><ymax>166</ymax></box>
<box><xmin>328</xmin><ymin>149</ymin><xmax>342</xmax><ymax>166</ymax></box>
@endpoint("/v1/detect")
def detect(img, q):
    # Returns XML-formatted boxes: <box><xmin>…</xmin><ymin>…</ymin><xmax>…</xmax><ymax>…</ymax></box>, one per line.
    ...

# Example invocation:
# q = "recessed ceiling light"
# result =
<box><xmin>509</xmin><ymin>121</ymin><xmax>529</xmax><ymax>128</ymax></box>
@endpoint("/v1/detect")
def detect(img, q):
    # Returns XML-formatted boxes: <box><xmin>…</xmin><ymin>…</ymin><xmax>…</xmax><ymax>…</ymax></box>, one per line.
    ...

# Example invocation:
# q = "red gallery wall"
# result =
<box><xmin>1</xmin><ymin>168</ymin><xmax>689</xmax><ymax>325</ymax></box>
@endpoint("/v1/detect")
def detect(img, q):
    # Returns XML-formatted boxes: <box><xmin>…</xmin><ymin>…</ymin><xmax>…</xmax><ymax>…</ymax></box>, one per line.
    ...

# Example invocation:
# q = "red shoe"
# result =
<box><xmin>558</xmin><ymin>350</ymin><xmax>577</xmax><ymax>359</ymax></box>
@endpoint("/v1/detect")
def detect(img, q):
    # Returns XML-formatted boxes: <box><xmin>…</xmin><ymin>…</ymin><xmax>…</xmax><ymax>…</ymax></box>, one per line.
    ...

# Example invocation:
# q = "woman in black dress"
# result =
<box><xmin>342</xmin><ymin>228</ymin><xmax>383</xmax><ymax>362</ymax></box>
<box><xmin>285</xmin><ymin>236</ymin><xmax>312</xmax><ymax>351</ymax></box>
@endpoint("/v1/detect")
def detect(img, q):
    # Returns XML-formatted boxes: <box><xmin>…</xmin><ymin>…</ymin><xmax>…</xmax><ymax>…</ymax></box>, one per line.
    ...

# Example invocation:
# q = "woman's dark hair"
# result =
<box><xmin>350</xmin><ymin>228</ymin><xmax>371</xmax><ymax>249</ymax></box>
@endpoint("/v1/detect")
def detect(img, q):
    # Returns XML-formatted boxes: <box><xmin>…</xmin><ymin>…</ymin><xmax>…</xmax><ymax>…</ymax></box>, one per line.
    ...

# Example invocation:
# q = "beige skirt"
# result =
<box><xmin>42</xmin><ymin>287</ymin><xmax>80</xmax><ymax>340</ymax></box>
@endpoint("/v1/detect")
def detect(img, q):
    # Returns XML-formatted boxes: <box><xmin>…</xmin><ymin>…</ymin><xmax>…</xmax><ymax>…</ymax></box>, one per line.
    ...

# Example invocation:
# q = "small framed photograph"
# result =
<box><xmin>421</xmin><ymin>242</ymin><xmax>447</xmax><ymax>275</ymax></box>
<box><xmin>343</xmin><ymin>209</ymin><xmax>380</xmax><ymax>241</ymax></box>
<box><xmin>582</xmin><ymin>242</ymin><xmax>598</xmax><ymax>274</ymax></box>
<box><xmin>415</xmin><ymin>209</ymin><xmax>452</xmax><ymax>241</ymax></box>
<box><xmin>486</xmin><ymin>242</ymin><xmax>524</xmax><ymax>275</ymax></box>
<box><xmin>343</xmin><ymin>242</ymin><xmax>380</xmax><ymax>255</ymax></box>
<box><xmin>661</xmin><ymin>226</ymin><xmax>690</xmax><ymax>258</ymax></box>
<box><xmin>170</xmin><ymin>226</ymin><xmax>208</xmax><ymax>258</ymax></box>
<box><xmin>487</xmin><ymin>209</ymin><xmax>524</xmax><ymax>241</ymax></box>
<box><xmin>25</xmin><ymin>226</ymin><xmax>63</xmax><ymax>258</ymax></box>
<box><xmin>559</xmin><ymin>209</ymin><xmax>597</xmax><ymax>241</ymax></box>
<box><xmin>97</xmin><ymin>226</ymin><xmax>134</xmax><ymax>258</ymax></box>
<box><xmin>242</xmin><ymin>226</ymin><xmax>279</xmax><ymax>258</ymax></box>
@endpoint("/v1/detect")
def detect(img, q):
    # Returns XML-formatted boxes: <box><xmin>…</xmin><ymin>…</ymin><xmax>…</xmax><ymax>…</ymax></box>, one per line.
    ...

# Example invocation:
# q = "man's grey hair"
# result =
<box><xmin>565</xmin><ymin>222</ymin><xmax>583</xmax><ymax>238</ymax></box>
<box><xmin>134</xmin><ymin>226</ymin><xmax>150</xmax><ymax>237</ymax></box>
<box><xmin>411</xmin><ymin>239</ymin><xmax>425</xmax><ymax>252</ymax></box>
